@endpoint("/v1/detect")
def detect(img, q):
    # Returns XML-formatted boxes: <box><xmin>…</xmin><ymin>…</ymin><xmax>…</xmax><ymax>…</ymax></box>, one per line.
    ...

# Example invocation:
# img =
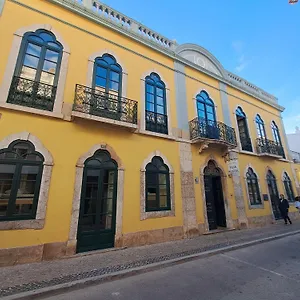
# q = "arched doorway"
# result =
<box><xmin>77</xmin><ymin>150</ymin><xmax>118</xmax><ymax>253</ymax></box>
<box><xmin>266</xmin><ymin>170</ymin><xmax>281</xmax><ymax>220</ymax></box>
<box><xmin>204</xmin><ymin>160</ymin><xmax>226</xmax><ymax>230</ymax></box>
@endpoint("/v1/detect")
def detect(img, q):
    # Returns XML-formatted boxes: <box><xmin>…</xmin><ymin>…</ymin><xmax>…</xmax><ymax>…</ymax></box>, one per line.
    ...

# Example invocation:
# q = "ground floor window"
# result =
<box><xmin>246</xmin><ymin>168</ymin><xmax>262</xmax><ymax>205</ymax></box>
<box><xmin>0</xmin><ymin>140</ymin><xmax>44</xmax><ymax>221</ymax></box>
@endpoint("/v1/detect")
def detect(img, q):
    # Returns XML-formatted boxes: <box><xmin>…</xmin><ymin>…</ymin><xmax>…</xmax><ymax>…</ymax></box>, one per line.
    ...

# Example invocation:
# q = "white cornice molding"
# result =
<box><xmin>13</xmin><ymin>0</ymin><xmax>284</xmax><ymax>111</ymax></box>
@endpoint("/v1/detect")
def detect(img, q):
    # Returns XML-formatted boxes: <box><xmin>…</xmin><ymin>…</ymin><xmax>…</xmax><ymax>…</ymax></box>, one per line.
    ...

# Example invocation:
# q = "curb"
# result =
<box><xmin>3</xmin><ymin>229</ymin><xmax>300</xmax><ymax>300</ymax></box>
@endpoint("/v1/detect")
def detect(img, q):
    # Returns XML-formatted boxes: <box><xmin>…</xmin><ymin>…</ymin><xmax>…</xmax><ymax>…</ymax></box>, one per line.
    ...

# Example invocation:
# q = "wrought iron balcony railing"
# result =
<box><xmin>240</xmin><ymin>137</ymin><xmax>253</xmax><ymax>152</ymax></box>
<box><xmin>189</xmin><ymin>117</ymin><xmax>237</xmax><ymax>146</ymax></box>
<box><xmin>73</xmin><ymin>84</ymin><xmax>138</xmax><ymax>124</ymax></box>
<box><xmin>256</xmin><ymin>138</ymin><xmax>284</xmax><ymax>157</ymax></box>
<box><xmin>145</xmin><ymin>111</ymin><xmax>168</xmax><ymax>134</ymax></box>
<box><xmin>7</xmin><ymin>76</ymin><xmax>56</xmax><ymax>111</ymax></box>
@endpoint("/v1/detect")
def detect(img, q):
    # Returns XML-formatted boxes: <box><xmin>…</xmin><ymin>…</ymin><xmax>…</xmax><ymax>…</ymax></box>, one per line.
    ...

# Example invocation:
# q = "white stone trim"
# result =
<box><xmin>68</xmin><ymin>143</ymin><xmax>124</xmax><ymax>249</ymax></box>
<box><xmin>0</xmin><ymin>131</ymin><xmax>53</xmax><ymax>230</ymax></box>
<box><xmin>0</xmin><ymin>24</ymin><xmax>70</xmax><ymax>116</ymax></box>
<box><xmin>232</xmin><ymin>105</ymin><xmax>254</xmax><ymax>153</ymax></box>
<box><xmin>281</xmin><ymin>170</ymin><xmax>296</xmax><ymax>201</ymax></box>
<box><xmin>139</xmin><ymin>70</ymin><xmax>171</xmax><ymax>137</ymax></box>
<box><xmin>243</xmin><ymin>164</ymin><xmax>264</xmax><ymax>209</ymax></box>
<box><xmin>86</xmin><ymin>49</ymin><xmax>128</xmax><ymax>98</ymax></box>
<box><xmin>140</xmin><ymin>151</ymin><xmax>175</xmax><ymax>220</ymax></box>
<box><xmin>199</xmin><ymin>157</ymin><xmax>234</xmax><ymax>232</ymax></box>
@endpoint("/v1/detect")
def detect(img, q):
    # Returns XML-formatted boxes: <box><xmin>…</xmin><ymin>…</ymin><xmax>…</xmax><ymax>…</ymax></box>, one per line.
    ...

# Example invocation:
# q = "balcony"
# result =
<box><xmin>7</xmin><ymin>76</ymin><xmax>56</xmax><ymax>111</ymax></box>
<box><xmin>72</xmin><ymin>84</ymin><xmax>138</xmax><ymax>130</ymax></box>
<box><xmin>256</xmin><ymin>138</ymin><xmax>284</xmax><ymax>158</ymax></box>
<box><xmin>189</xmin><ymin>117</ymin><xmax>237</xmax><ymax>151</ymax></box>
<box><xmin>145</xmin><ymin>111</ymin><xmax>168</xmax><ymax>135</ymax></box>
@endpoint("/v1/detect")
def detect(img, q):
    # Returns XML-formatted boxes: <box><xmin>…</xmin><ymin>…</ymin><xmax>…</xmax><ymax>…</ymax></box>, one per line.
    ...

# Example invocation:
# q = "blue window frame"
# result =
<box><xmin>93</xmin><ymin>54</ymin><xmax>122</xmax><ymax>96</ymax></box>
<box><xmin>236</xmin><ymin>107</ymin><xmax>252</xmax><ymax>152</ymax></box>
<box><xmin>271</xmin><ymin>121</ymin><xmax>281</xmax><ymax>144</ymax></box>
<box><xmin>145</xmin><ymin>73</ymin><xmax>168</xmax><ymax>134</ymax></box>
<box><xmin>255</xmin><ymin>115</ymin><xmax>266</xmax><ymax>139</ymax></box>
<box><xmin>196</xmin><ymin>91</ymin><xmax>216</xmax><ymax>123</ymax></box>
<box><xmin>15</xmin><ymin>29</ymin><xmax>63</xmax><ymax>86</ymax></box>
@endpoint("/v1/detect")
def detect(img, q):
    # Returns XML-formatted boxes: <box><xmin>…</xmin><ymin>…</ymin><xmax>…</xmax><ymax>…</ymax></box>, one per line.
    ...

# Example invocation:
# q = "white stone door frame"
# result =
<box><xmin>200</xmin><ymin>158</ymin><xmax>233</xmax><ymax>232</ymax></box>
<box><xmin>68</xmin><ymin>143</ymin><xmax>125</xmax><ymax>253</ymax></box>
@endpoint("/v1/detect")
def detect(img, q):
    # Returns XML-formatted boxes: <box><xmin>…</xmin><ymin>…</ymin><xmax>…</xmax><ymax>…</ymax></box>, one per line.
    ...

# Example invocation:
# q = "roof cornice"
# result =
<box><xmin>41</xmin><ymin>0</ymin><xmax>284</xmax><ymax>111</ymax></box>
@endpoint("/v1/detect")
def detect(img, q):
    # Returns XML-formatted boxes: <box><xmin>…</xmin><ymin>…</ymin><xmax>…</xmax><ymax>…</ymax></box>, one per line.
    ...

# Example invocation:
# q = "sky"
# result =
<box><xmin>101</xmin><ymin>0</ymin><xmax>300</xmax><ymax>134</ymax></box>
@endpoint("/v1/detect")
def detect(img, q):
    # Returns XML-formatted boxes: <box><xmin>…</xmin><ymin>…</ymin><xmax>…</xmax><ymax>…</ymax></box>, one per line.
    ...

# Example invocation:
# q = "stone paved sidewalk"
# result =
<box><xmin>1</xmin><ymin>222</ymin><xmax>300</xmax><ymax>297</ymax></box>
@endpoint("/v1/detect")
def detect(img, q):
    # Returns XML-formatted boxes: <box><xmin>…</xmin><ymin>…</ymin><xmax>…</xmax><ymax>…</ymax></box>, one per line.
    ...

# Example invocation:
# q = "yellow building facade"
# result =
<box><xmin>0</xmin><ymin>0</ymin><xmax>299</xmax><ymax>266</ymax></box>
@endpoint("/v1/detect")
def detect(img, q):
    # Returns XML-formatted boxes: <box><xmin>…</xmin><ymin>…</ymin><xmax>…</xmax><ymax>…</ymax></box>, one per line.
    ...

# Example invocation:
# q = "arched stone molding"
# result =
<box><xmin>86</xmin><ymin>49</ymin><xmax>128</xmax><ymax>98</ymax></box>
<box><xmin>0</xmin><ymin>24</ymin><xmax>70</xmax><ymax>115</ymax></box>
<box><xmin>0</xmin><ymin>132</ymin><xmax>53</xmax><ymax>230</ymax></box>
<box><xmin>264</xmin><ymin>166</ymin><xmax>280</xmax><ymax>219</ymax></box>
<box><xmin>176</xmin><ymin>43</ymin><xmax>227</xmax><ymax>78</ymax></box>
<box><xmin>68</xmin><ymin>143</ymin><xmax>125</xmax><ymax>252</ymax></box>
<box><xmin>199</xmin><ymin>157</ymin><xmax>233</xmax><ymax>232</ymax></box>
<box><xmin>140</xmin><ymin>151</ymin><xmax>175</xmax><ymax>220</ymax></box>
<box><xmin>139</xmin><ymin>69</ymin><xmax>172</xmax><ymax>138</ymax></box>
<box><xmin>243</xmin><ymin>164</ymin><xmax>264</xmax><ymax>209</ymax></box>
<box><xmin>281</xmin><ymin>170</ymin><xmax>297</xmax><ymax>201</ymax></box>
<box><xmin>193</xmin><ymin>88</ymin><xmax>219</xmax><ymax>121</ymax></box>
<box><xmin>232</xmin><ymin>105</ymin><xmax>255</xmax><ymax>154</ymax></box>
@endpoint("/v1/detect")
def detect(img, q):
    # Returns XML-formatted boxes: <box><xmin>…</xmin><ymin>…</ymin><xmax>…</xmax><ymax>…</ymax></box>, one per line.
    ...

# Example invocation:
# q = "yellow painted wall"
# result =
<box><xmin>0</xmin><ymin>0</ymin><xmax>299</xmax><ymax>252</ymax></box>
<box><xmin>0</xmin><ymin>111</ymin><xmax>183</xmax><ymax>248</ymax></box>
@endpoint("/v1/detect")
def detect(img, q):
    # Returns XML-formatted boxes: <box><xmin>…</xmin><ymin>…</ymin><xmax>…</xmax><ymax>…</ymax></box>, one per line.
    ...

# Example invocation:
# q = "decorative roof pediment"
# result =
<box><xmin>176</xmin><ymin>43</ymin><xmax>226</xmax><ymax>78</ymax></box>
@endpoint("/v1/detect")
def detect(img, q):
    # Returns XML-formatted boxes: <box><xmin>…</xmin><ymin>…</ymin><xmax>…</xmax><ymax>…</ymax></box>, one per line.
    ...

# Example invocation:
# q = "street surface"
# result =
<box><xmin>43</xmin><ymin>234</ymin><xmax>300</xmax><ymax>300</ymax></box>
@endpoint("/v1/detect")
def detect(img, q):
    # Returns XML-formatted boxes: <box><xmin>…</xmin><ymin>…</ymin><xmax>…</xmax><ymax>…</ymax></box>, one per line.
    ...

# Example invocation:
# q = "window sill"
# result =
<box><xmin>137</xmin><ymin>130</ymin><xmax>176</xmax><ymax>141</ymax></box>
<box><xmin>239</xmin><ymin>150</ymin><xmax>257</xmax><ymax>156</ymax></box>
<box><xmin>249</xmin><ymin>204</ymin><xmax>264</xmax><ymax>210</ymax></box>
<box><xmin>278</xmin><ymin>158</ymin><xmax>292</xmax><ymax>163</ymax></box>
<box><xmin>0</xmin><ymin>102</ymin><xmax>71</xmax><ymax>121</ymax></box>
<box><xmin>0</xmin><ymin>219</ymin><xmax>45</xmax><ymax>230</ymax></box>
<box><xmin>141</xmin><ymin>210</ymin><xmax>175</xmax><ymax>220</ymax></box>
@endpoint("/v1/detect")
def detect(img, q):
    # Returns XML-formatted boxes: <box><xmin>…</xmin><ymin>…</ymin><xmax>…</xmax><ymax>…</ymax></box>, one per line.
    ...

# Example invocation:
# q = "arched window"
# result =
<box><xmin>145</xmin><ymin>156</ymin><xmax>170</xmax><ymax>211</ymax></box>
<box><xmin>8</xmin><ymin>29</ymin><xmax>63</xmax><ymax>111</ymax></box>
<box><xmin>271</xmin><ymin>121</ymin><xmax>285</xmax><ymax>158</ymax></box>
<box><xmin>246</xmin><ymin>168</ymin><xmax>262</xmax><ymax>205</ymax></box>
<box><xmin>0</xmin><ymin>141</ymin><xmax>44</xmax><ymax>221</ymax></box>
<box><xmin>93</xmin><ymin>54</ymin><xmax>122</xmax><ymax>97</ymax></box>
<box><xmin>283</xmin><ymin>172</ymin><xmax>295</xmax><ymax>202</ymax></box>
<box><xmin>145</xmin><ymin>73</ymin><xmax>168</xmax><ymax>134</ymax></box>
<box><xmin>255</xmin><ymin>115</ymin><xmax>266</xmax><ymax>139</ymax></box>
<box><xmin>196</xmin><ymin>91</ymin><xmax>216</xmax><ymax>124</ymax></box>
<box><xmin>236</xmin><ymin>107</ymin><xmax>252</xmax><ymax>152</ymax></box>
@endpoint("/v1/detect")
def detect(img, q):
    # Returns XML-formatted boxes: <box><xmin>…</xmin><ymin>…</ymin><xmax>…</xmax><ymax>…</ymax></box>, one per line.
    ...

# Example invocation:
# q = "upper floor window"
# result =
<box><xmin>246</xmin><ymin>168</ymin><xmax>262</xmax><ymax>205</ymax></box>
<box><xmin>8</xmin><ymin>30</ymin><xmax>63</xmax><ymax>111</ymax></box>
<box><xmin>93</xmin><ymin>54</ymin><xmax>122</xmax><ymax>97</ymax></box>
<box><xmin>145</xmin><ymin>73</ymin><xmax>168</xmax><ymax>134</ymax></box>
<box><xmin>271</xmin><ymin>121</ymin><xmax>281</xmax><ymax>144</ymax></box>
<box><xmin>255</xmin><ymin>115</ymin><xmax>266</xmax><ymax>139</ymax></box>
<box><xmin>0</xmin><ymin>141</ymin><xmax>44</xmax><ymax>221</ymax></box>
<box><xmin>145</xmin><ymin>156</ymin><xmax>170</xmax><ymax>211</ymax></box>
<box><xmin>196</xmin><ymin>91</ymin><xmax>216</xmax><ymax>124</ymax></box>
<box><xmin>236</xmin><ymin>107</ymin><xmax>252</xmax><ymax>152</ymax></box>
<box><xmin>283</xmin><ymin>172</ymin><xmax>295</xmax><ymax>202</ymax></box>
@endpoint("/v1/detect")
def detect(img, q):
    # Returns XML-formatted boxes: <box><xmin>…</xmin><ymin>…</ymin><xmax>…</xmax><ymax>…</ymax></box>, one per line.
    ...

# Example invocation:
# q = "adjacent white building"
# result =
<box><xmin>287</xmin><ymin>127</ymin><xmax>300</xmax><ymax>162</ymax></box>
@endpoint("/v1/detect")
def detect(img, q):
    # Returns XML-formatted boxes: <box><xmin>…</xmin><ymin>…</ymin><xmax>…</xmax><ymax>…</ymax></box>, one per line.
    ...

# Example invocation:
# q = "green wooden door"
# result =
<box><xmin>77</xmin><ymin>151</ymin><xmax>118</xmax><ymax>253</ymax></box>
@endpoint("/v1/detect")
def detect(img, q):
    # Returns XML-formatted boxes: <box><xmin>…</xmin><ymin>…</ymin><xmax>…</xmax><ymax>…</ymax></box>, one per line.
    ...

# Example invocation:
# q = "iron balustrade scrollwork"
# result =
<box><xmin>189</xmin><ymin>117</ymin><xmax>237</xmax><ymax>146</ymax></box>
<box><xmin>145</xmin><ymin>110</ymin><xmax>168</xmax><ymax>134</ymax></box>
<box><xmin>256</xmin><ymin>138</ymin><xmax>284</xmax><ymax>157</ymax></box>
<box><xmin>73</xmin><ymin>84</ymin><xmax>138</xmax><ymax>124</ymax></box>
<box><xmin>7</xmin><ymin>76</ymin><xmax>56</xmax><ymax>111</ymax></box>
<box><xmin>240</xmin><ymin>137</ymin><xmax>253</xmax><ymax>152</ymax></box>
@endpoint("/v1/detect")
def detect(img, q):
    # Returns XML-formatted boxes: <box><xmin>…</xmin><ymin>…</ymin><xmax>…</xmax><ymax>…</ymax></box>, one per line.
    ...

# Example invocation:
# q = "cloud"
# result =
<box><xmin>232</xmin><ymin>41</ymin><xmax>251</xmax><ymax>73</ymax></box>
